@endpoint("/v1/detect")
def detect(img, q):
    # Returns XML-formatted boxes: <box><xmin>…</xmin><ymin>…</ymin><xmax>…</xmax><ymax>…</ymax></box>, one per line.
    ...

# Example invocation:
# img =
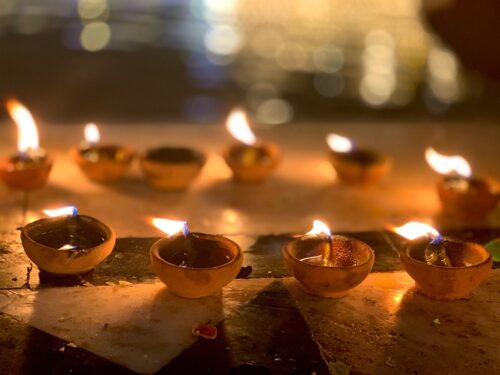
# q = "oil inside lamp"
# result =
<box><xmin>425</xmin><ymin>147</ymin><xmax>499</xmax><ymax>218</ymax></box>
<box><xmin>20</xmin><ymin>206</ymin><xmax>115</xmax><ymax>274</ymax></box>
<box><xmin>394</xmin><ymin>222</ymin><xmax>454</xmax><ymax>267</ymax></box>
<box><xmin>394</xmin><ymin>221</ymin><xmax>492</xmax><ymax>300</ymax></box>
<box><xmin>300</xmin><ymin>220</ymin><xmax>346</xmax><ymax>267</ymax></box>
<box><xmin>149</xmin><ymin>218</ymin><xmax>243</xmax><ymax>298</ymax></box>
<box><xmin>222</xmin><ymin>108</ymin><xmax>281</xmax><ymax>183</ymax></box>
<box><xmin>70</xmin><ymin>123</ymin><xmax>135</xmax><ymax>183</ymax></box>
<box><xmin>282</xmin><ymin>219</ymin><xmax>374</xmax><ymax>298</ymax></box>
<box><xmin>0</xmin><ymin>99</ymin><xmax>52</xmax><ymax>190</ymax></box>
<box><xmin>140</xmin><ymin>147</ymin><xmax>206</xmax><ymax>190</ymax></box>
<box><xmin>326</xmin><ymin>132</ymin><xmax>391</xmax><ymax>187</ymax></box>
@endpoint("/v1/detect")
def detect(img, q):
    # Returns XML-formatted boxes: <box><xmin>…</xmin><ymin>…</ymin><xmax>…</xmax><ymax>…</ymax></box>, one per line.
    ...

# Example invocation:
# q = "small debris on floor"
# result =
<box><xmin>433</xmin><ymin>318</ymin><xmax>441</xmax><ymax>325</ymax></box>
<box><xmin>105</xmin><ymin>281</ymin><xmax>115</xmax><ymax>286</ymax></box>
<box><xmin>192</xmin><ymin>324</ymin><xmax>218</xmax><ymax>340</ymax></box>
<box><xmin>236</xmin><ymin>265</ymin><xmax>253</xmax><ymax>279</ymax></box>
<box><xmin>385</xmin><ymin>357</ymin><xmax>395</xmax><ymax>367</ymax></box>
<box><xmin>118</xmin><ymin>280</ymin><xmax>132</xmax><ymax>286</ymax></box>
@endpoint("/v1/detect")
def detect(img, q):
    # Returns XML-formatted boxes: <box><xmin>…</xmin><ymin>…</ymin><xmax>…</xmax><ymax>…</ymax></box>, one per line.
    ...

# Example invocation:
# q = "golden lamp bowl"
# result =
<box><xmin>283</xmin><ymin>235</ymin><xmax>374</xmax><ymax>298</ymax></box>
<box><xmin>70</xmin><ymin>145</ymin><xmax>135</xmax><ymax>183</ymax></box>
<box><xmin>21</xmin><ymin>215</ymin><xmax>116</xmax><ymax>275</ymax></box>
<box><xmin>437</xmin><ymin>177</ymin><xmax>499</xmax><ymax>218</ymax></box>
<box><xmin>150</xmin><ymin>232</ymin><xmax>243</xmax><ymax>298</ymax></box>
<box><xmin>223</xmin><ymin>142</ymin><xmax>281</xmax><ymax>183</ymax></box>
<box><xmin>0</xmin><ymin>156</ymin><xmax>53</xmax><ymax>190</ymax></box>
<box><xmin>329</xmin><ymin>149</ymin><xmax>391</xmax><ymax>187</ymax></box>
<box><xmin>400</xmin><ymin>237</ymin><xmax>492</xmax><ymax>301</ymax></box>
<box><xmin>140</xmin><ymin>147</ymin><xmax>206</xmax><ymax>190</ymax></box>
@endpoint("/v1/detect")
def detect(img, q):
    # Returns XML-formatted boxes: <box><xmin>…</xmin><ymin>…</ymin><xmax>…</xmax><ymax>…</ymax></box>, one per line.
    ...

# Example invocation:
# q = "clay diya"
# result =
<box><xmin>222</xmin><ymin>108</ymin><xmax>281</xmax><ymax>183</ymax></box>
<box><xmin>394</xmin><ymin>221</ymin><xmax>492</xmax><ymax>300</ymax></box>
<box><xmin>70</xmin><ymin>123</ymin><xmax>135</xmax><ymax>183</ymax></box>
<box><xmin>425</xmin><ymin>148</ymin><xmax>499</xmax><ymax>218</ymax></box>
<box><xmin>21</xmin><ymin>206</ymin><xmax>116</xmax><ymax>275</ymax></box>
<box><xmin>0</xmin><ymin>99</ymin><xmax>52</xmax><ymax>190</ymax></box>
<box><xmin>140</xmin><ymin>147</ymin><xmax>206</xmax><ymax>190</ymax></box>
<box><xmin>283</xmin><ymin>220</ymin><xmax>374</xmax><ymax>298</ymax></box>
<box><xmin>150</xmin><ymin>218</ymin><xmax>243</xmax><ymax>298</ymax></box>
<box><xmin>326</xmin><ymin>133</ymin><xmax>391</xmax><ymax>187</ymax></box>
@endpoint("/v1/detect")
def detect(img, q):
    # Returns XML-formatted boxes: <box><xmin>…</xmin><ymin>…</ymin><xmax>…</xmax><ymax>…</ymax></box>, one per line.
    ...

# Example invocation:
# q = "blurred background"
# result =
<box><xmin>0</xmin><ymin>0</ymin><xmax>499</xmax><ymax>124</ymax></box>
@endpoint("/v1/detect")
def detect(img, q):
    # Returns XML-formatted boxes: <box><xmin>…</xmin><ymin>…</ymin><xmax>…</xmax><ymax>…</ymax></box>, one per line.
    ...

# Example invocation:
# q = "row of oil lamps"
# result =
<box><xmin>1</xmin><ymin>99</ymin><xmax>498</xmax><ymax>219</ymax></box>
<box><xmin>4</xmin><ymin>99</ymin><xmax>494</xmax><ymax>301</ymax></box>
<box><xmin>21</xmin><ymin>208</ymin><xmax>492</xmax><ymax>302</ymax></box>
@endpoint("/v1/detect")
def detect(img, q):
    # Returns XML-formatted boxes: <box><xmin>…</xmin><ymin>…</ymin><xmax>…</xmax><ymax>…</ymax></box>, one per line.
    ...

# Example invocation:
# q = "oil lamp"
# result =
<box><xmin>149</xmin><ymin>218</ymin><xmax>243</xmax><ymax>298</ymax></box>
<box><xmin>326</xmin><ymin>133</ymin><xmax>391</xmax><ymax>187</ymax></box>
<box><xmin>282</xmin><ymin>220</ymin><xmax>374</xmax><ymax>298</ymax></box>
<box><xmin>140</xmin><ymin>147</ymin><xmax>206</xmax><ymax>190</ymax></box>
<box><xmin>70</xmin><ymin>123</ymin><xmax>135</xmax><ymax>183</ymax></box>
<box><xmin>21</xmin><ymin>206</ymin><xmax>116</xmax><ymax>275</ymax></box>
<box><xmin>394</xmin><ymin>221</ymin><xmax>492</xmax><ymax>300</ymax></box>
<box><xmin>425</xmin><ymin>147</ymin><xmax>499</xmax><ymax>218</ymax></box>
<box><xmin>222</xmin><ymin>108</ymin><xmax>281</xmax><ymax>183</ymax></box>
<box><xmin>0</xmin><ymin>99</ymin><xmax>52</xmax><ymax>190</ymax></box>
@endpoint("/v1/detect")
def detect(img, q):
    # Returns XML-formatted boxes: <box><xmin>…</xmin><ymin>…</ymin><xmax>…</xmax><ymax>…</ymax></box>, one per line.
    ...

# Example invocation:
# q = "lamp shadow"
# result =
<box><xmin>372</xmin><ymin>282</ymin><xmax>499</xmax><ymax>374</ymax></box>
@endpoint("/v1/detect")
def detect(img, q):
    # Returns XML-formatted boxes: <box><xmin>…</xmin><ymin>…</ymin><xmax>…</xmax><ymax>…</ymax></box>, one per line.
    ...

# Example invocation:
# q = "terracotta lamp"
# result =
<box><xmin>222</xmin><ymin>108</ymin><xmax>281</xmax><ymax>183</ymax></box>
<box><xmin>394</xmin><ymin>221</ymin><xmax>492</xmax><ymax>301</ymax></box>
<box><xmin>70</xmin><ymin>123</ymin><xmax>135</xmax><ymax>183</ymax></box>
<box><xmin>283</xmin><ymin>220</ymin><xmax>374</xmax><ymax>298</ymax></box>
<box><xmin>0</xmin><ymin>99</ymin><xmax>52</xmax><ymax>190</ymax></box>
<box><xmin>326</xmin><ymin>133</ymin><xmax>391</xmax><ymax>187</ymax></box>
<box><xmin>425</xmin><ymin>147</ymin><xmax>499</xmax><ymax>218</ymax></box>
<box><xmin>21</xmin><ymin>206</ymin><xmax>116</xmax><ymax>275</ymax></box>
<box><xmin>150</xmin><ymin>218</ymin><xmax>243</xmax><ymax>298</ymax></box>
<box><xmin>140</xmin><ymin>147</ymin><xmax>206</xmax><ymax>190</ymax></box>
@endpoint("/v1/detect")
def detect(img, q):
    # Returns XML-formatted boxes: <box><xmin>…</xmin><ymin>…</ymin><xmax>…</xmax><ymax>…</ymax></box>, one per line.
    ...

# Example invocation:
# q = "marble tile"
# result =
<box><xmin>0</xmin><ymin>278</ymin><xmax>273</xmax><ymax>373</ymax></box>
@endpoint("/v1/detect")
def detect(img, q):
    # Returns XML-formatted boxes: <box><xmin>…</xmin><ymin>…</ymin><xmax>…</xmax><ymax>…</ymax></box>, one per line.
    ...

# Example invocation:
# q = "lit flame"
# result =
<box><xmin>393</xmin><ymin>221</ymin><xmax>439</xmax><ymax>240</ymax></box>
<box><xmin>425</xmin><ymin>147</ymin><xmax>471</xmax><ymax>178</ymax></box>
<box><xmin>151</xmin><ymin>218</ymin><xmax>189</xmax><ymax>237</ymax></box>
<box><xmin>6</xmin><ymin>99</ymin><xmax>39</xmax><ymax>153</ymax></box>
<box><xmin>226</xmin><ymin>108</ymin><xmax>257</xmax><ymax>146</ymax></box>
<box><xmin>43</xmin><ymin>206</ymin><xmax>79</xmax><ymax>217</ymax></box>
<box><xmin>84</xmin><ymin>123</ymin><xmax>100</xmax><ymax>144</ymax></box>
<box><xmin>306</xmin><ymin>219</ymin><xmax>331</xmax><ymax>237</ymax></box>
<box><xmin>326</xmin><ymin>133</ymin><xmax>352</xmax><ymax>153</ymax></box>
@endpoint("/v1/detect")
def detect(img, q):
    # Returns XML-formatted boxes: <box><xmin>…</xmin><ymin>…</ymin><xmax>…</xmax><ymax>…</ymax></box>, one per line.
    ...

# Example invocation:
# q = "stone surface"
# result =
<box><xmin>0</xmin><ymin>279</ymin><xmax>273</xmax><ymax>374</ymax></box>
<box><xmin>165</xmin><ymin>281</ymin><xmax>329</xmax><ymax>374</ymax></box>
<box><xmin>0</xmin><ymin>122</ymin><xmax>499</xmax><ymax>374</ymax></box>
<box><xmin>286</xmin><ymin>271</ymin><xmax>500</xmax><ymax>375</ymax></box>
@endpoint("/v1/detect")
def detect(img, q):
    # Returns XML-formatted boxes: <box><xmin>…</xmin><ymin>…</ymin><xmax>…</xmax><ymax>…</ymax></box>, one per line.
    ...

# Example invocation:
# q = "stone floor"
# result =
<box><xmin>0</xmin><ymin>122</ymin><xmax>499</xmax><ymax>374</ymax></box>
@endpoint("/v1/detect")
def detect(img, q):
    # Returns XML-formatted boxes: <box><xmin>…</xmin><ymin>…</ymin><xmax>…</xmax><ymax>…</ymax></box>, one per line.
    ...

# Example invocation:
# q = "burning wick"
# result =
<box><xmin>152</xmin><ymin>218</ymin><xmax>192</xmax><ymax>267</ymax></box>
<box><xmin>394</xmin><ymin>222</ymin><xmax>452</xmax><ymax>267</ymax></box>
<box><xmin>84</xmin><ymin>123</ymin><xmax>100</xmax><ymax>146</ymax></box>
<box><xmin>151</xmin><ymin>218</ymin><xmax>189</xmax><ymax>237</ymax></box>
<box><xmin>225</xmin><ymin>108</ymin><xmax>262</xmax><ymax>166</ymax></box>
<box><xmin>6</xmin><ymin>99</ymin><xmax>40</xmax><ymax>159</ymax></box>
<box><xmin>425</xmin><ymin>147</ymin><xmax>471</xmax><ymax>178</ymax></box>
<box><xmin>303</xmin><ymin>220</ymin><xmax>337</xmax><ymax>267</ymax></box>
<box><xmin>223</xmin><ymin>107</ymin><xmax>281</xmax><ymax>182</ymax></box>
<box><xmin>326</xmin><ymin>133</ymin><xmax>353</xmax><ymax>153</ymax></box>
<box><xmin>226</xmin><ymin>109</ymin><xmax>257</xmax><ymax>146</ymax></box>
<box><xmin>43</xmin><ymin>206</ymin><xmax>79</xmax><ymax>218</ymax></box>
<box><xmin>42</xmin><ymin>206</ymin><xmax>80</xmax><ymax>251</ymax></box>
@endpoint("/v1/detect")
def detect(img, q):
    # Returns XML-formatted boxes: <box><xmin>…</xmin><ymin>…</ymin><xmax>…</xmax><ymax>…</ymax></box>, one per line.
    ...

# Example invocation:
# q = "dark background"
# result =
<box><xmin>0</xmin><ymin>0</ymin><xmax>499</xmax><ymax>124</ymax></box>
